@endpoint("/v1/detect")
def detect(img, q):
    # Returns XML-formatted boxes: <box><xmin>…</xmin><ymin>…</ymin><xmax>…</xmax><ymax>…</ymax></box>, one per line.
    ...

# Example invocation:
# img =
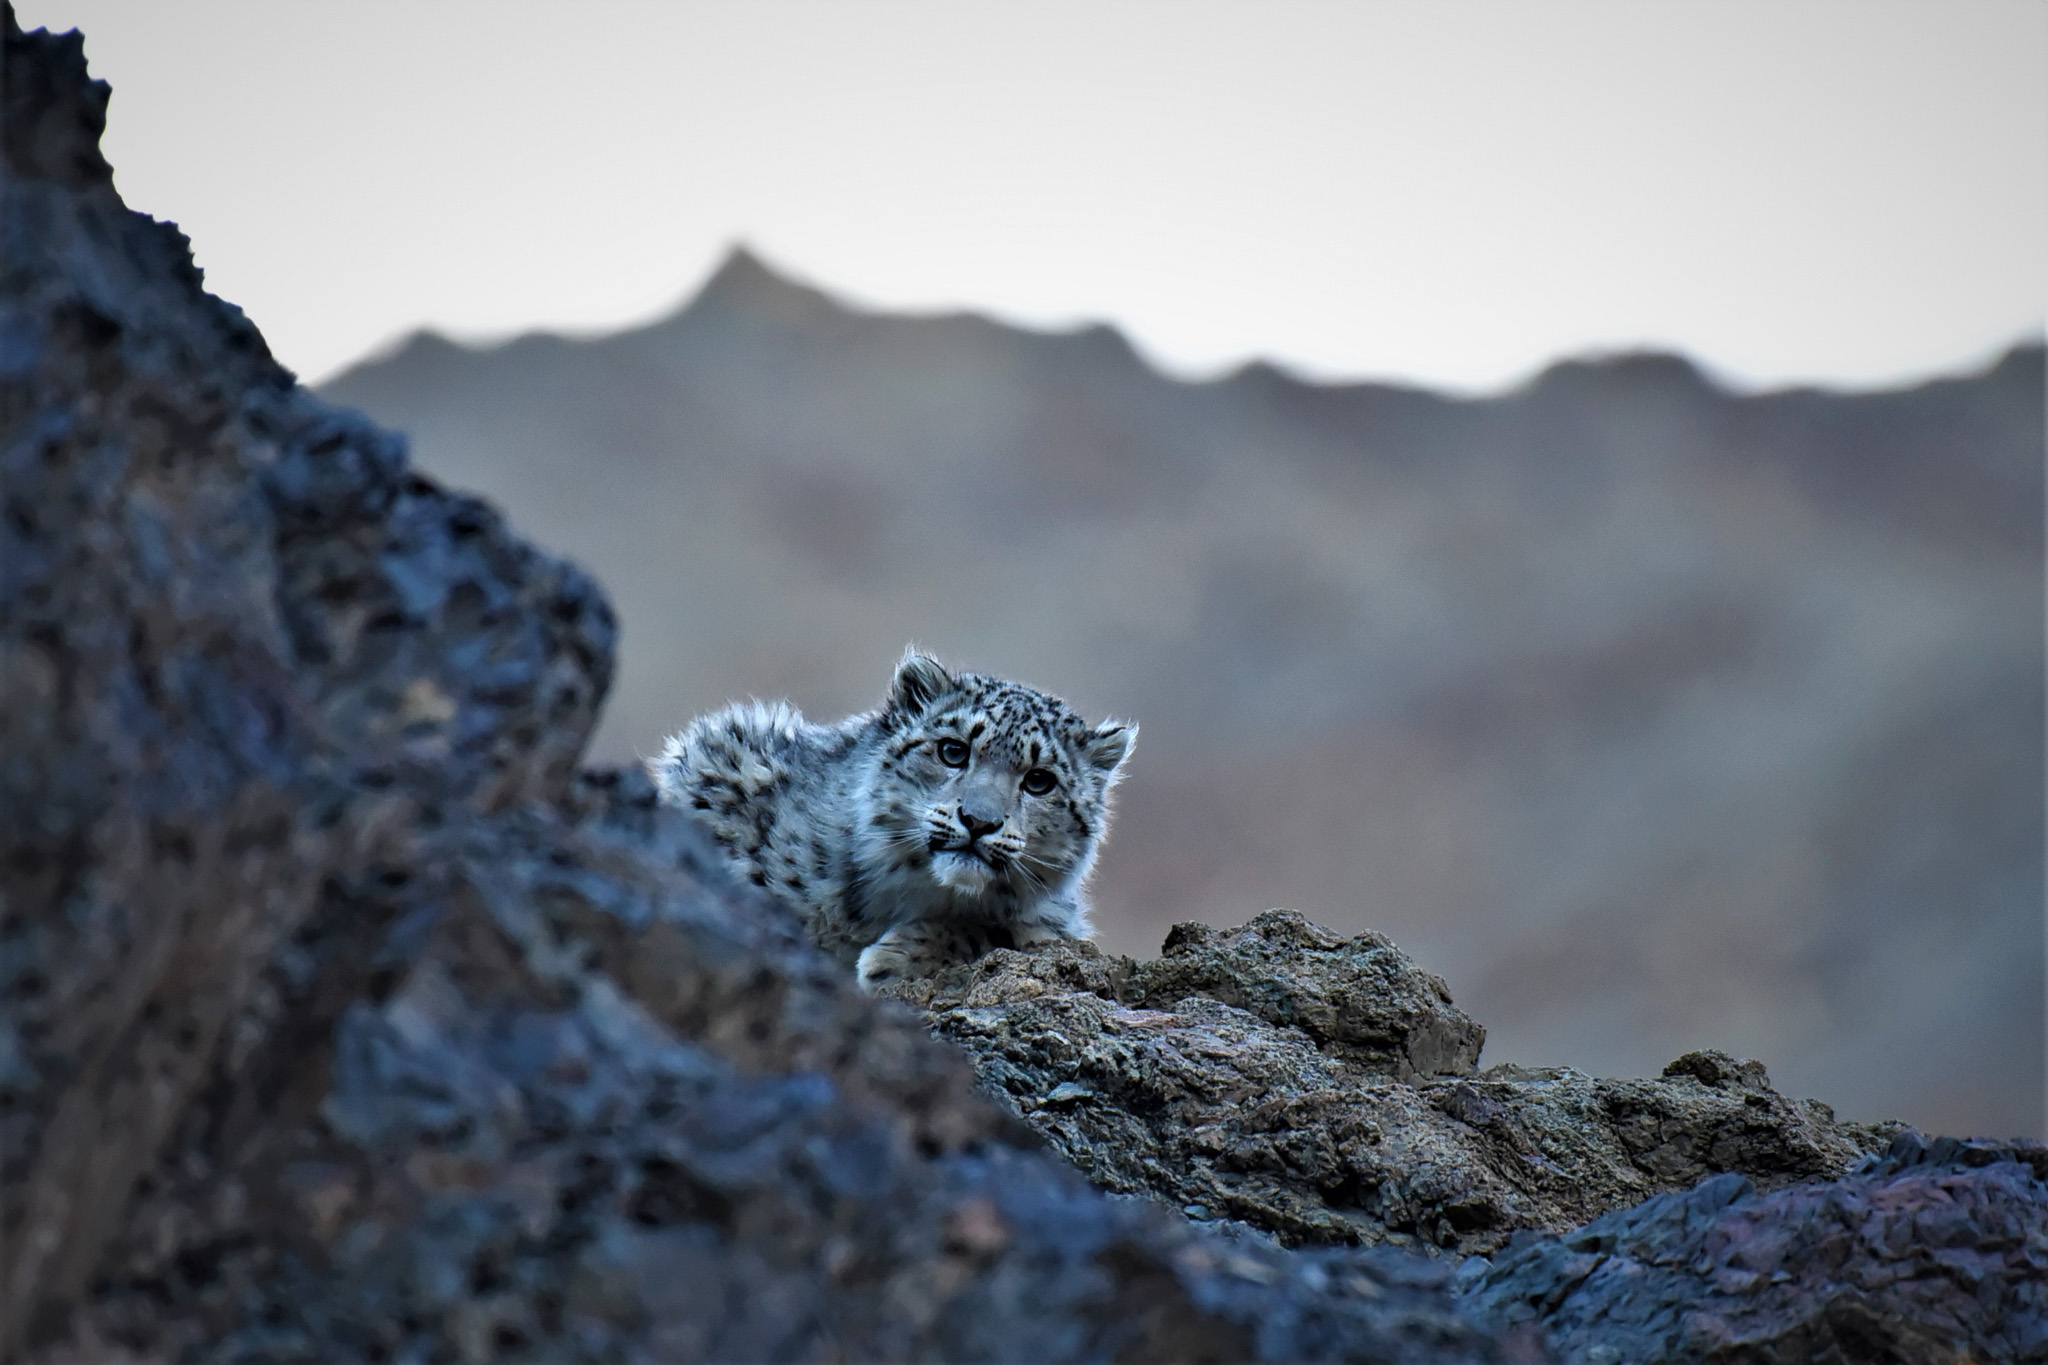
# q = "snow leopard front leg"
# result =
<box><xmin>854</xmin><ymin>914</ymin><xmax>1078</xmax><ymax>991</ymax></box>
<box><xmin>856</xmin><ymin>920</ymin><xmax>986</xmax><ymax>990</ymax></box>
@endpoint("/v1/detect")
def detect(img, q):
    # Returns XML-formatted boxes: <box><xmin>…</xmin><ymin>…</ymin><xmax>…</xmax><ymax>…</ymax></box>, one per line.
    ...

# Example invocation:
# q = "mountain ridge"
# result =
<box><xmin>321</xmin><ymin>238</ymin><xmax>2044</xmax><ymax>1142</ymax></box>
<box><xmin>342</xmin><ymin>242</ymin><xmax>2046</xmax><ymax>405</ymax></box>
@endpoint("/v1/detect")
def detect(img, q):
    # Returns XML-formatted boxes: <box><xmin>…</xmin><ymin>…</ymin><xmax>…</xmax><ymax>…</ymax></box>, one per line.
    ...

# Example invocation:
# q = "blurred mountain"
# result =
<box><xmin>321</xmin><ymin>248</ymin><xmax>2045</xmax><ymax>1139</ymax></box>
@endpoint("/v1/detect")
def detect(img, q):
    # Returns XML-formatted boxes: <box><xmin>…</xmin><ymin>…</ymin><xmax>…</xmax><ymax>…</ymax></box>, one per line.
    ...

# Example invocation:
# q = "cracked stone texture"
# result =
<box><xmin>1</xmin><ymin>13</ymin><xmax>1523</xmax><ymax>1361</ymax></box>
<box><xmin>884</xmin><ymin>918</ymin><xmax>1901</xmax><ymax>1256</ymax></box>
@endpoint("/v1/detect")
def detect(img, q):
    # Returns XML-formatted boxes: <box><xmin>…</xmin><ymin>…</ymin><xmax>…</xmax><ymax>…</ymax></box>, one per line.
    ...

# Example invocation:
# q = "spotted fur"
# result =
<box><xmin>648</xmin><ymin>649</ymin><xmax>1135</xmax><ymax>990</ymax></box>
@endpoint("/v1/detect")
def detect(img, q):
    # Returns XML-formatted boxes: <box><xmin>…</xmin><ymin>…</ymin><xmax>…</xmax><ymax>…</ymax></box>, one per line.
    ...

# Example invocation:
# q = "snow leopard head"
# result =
<box><xmin>861</xmin><ymin>649</ymin><xmax>1134</xmax><ymax>902</ymax></box>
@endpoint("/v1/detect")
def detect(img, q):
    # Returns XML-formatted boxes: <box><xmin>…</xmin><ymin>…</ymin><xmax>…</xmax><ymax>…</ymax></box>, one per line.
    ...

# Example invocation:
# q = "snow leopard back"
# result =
<box><xmin>648</xmin><ymin>650</ymin><xmax>1134</xmax><ymax>988</ymax></box>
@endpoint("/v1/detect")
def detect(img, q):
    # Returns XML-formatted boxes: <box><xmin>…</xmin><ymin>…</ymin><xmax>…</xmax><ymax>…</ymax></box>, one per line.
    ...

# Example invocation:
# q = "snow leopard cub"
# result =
<box><xmin>647</xmin><ymin>650</ymin><xmax>1134</xmax><ymax>990</ymax></box>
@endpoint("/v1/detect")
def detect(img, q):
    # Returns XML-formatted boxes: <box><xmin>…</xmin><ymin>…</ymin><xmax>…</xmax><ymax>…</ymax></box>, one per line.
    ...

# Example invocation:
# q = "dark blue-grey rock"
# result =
<box><xmin>1463</xmin><ymin>1133</ymin><xmax>2048</xmax><ymax>1363</ymax></box>
<box><xmin>1</xmin><ymin>5</ymin><xmax>612</xmax><ymax>1346</ymax></box>
<box><xmin>72</xmin><ymin>772</ymin><xmax>1527</xmax><ymax>1363</ymax></box>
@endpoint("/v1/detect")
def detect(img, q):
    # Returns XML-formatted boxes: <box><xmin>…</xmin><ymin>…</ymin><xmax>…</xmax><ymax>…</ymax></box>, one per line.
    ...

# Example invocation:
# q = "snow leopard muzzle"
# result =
<box><xmin>930</xmin><ymin>794</ymin><xmax>1014</xmax><ymax>868</ymax></box>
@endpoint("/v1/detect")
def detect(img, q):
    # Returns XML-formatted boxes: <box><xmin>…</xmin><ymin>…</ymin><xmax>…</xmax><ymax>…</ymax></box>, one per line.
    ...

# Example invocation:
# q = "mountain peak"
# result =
<box><xmin>688</xmin><ymin>245</ymin><xmax>849</xmax><ymax>326</ymax></box>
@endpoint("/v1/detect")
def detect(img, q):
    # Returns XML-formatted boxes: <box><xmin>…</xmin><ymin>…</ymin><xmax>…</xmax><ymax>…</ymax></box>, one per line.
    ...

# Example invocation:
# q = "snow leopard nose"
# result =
<box><xmin>959</xmin><ymin>804</ymin><xmax>1004</xmax><ymax>841</ymax></box>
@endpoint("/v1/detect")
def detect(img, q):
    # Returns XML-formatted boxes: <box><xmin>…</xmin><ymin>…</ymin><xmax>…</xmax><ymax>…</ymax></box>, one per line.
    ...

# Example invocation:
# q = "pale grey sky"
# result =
<box><xmin>14</xmin><ymin>0</ymin><xmax>2046</xmax><ymax>391</ymax></box>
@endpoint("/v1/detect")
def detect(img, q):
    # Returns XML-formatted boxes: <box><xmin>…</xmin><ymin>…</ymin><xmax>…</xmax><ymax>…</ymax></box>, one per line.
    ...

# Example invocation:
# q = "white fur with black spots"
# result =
<box><xmin>648</xmin><ymin>649</ymin><xmax>1134</xmax><ymax>990</ymax></box>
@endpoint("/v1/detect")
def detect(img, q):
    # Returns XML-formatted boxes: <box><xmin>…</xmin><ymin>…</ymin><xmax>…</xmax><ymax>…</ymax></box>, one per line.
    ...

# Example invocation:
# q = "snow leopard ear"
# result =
<box><xmin>888</xmin><ymin>649</ymin><xmax>954</xmax><ymax>716</ymax></box>
<box><xmin>1082</xmin><ymin>720</ymin><xmax>1136</xmax><ymax>775</ymax></box>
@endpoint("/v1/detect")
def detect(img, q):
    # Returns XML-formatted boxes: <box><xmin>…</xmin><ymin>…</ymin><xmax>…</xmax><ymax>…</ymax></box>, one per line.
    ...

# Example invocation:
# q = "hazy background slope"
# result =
<box><xmin>322</xmin><ymin>250</ymin><xmax>2044</xmax><ymax>1138</ymax></box>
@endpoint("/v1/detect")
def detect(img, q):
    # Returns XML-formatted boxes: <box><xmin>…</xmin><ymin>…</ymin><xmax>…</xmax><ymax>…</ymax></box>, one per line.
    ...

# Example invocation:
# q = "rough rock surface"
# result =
<box><xmin>2</xmin><ymin>14</ymin><xmax>1521</xmax><ymax>1362</ymax></box>
<box><xmin>60</xmin><ymin>773</ymin><xmax>1525</xmax><ymax>1364</ymax></box>
<box><xmin>1129</xmin><ymin>914</ymin><xmax>1487</xmax><ymax>1081</ymax></box>
<box><xmin>886</xmin><ymin>920</ymin><xmax>1899</xmax><ymax>1257</ymax></box>
<box><xmin>1467</xmin><ymin>1132</ymin><xmax>2048</xmax><ymax>1363</ymax></box>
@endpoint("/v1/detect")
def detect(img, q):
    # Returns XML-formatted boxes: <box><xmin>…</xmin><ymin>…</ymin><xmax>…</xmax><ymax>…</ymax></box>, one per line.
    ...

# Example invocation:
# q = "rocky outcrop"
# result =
<box><xmin>2</xmin><ymin>8</ymin><xmax>613</xmax><ymax>1346</ymax></box>
<box><xmin>884</xmin><ymin>917</ymin><xmax>1897</xmax><ymax>1256</ymax></box>
<box><xmin>881</xmin><ymin>923</ymin><xmax>2048</xmax><ymax>1362</ymax></box>
<box><xmin>888</xmin><ymin>930</ymin><xmax>2048</xmax><ymax>1359</ymax></box>
<box><xmin>60</xmin><ymin>772</ymin><xmax>1523</xmax><ymax>1364</ymax></box>
<box><xmin>1</xmin><ymin>14</ymin><xmax>1517</xmax><ymax>1361</ymax></box>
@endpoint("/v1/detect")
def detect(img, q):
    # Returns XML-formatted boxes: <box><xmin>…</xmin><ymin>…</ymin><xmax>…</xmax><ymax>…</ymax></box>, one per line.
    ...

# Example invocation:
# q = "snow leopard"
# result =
<box><xmin>647</xmin><ymin>650</ymin><xmax>1135</xmax><ymax>990</ymax></box>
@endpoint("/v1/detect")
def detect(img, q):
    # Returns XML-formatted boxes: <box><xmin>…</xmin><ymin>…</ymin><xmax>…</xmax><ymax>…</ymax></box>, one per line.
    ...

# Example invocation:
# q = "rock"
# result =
<box><xmin>1</xmin><ymin>13</ymin><xmax>1519</xmax><ymax>1361</ymax></box>
<box><xmin>1131</xmin><ymin>911</ymin><xmax>1486</xmax><ymax>1080</ymax></box>
<box><xmin>67</xmin><ymin>774</ymin><xmax>1521</xmax><ymax>1364</ymax></box>
<box><xmin>4</xmin><ymin>21</ymin><xmax>342</xmax><ymax>1348</ymax></box>
<box><xmin>1465</xmin><ymin>1136</ymin><xmax>2048</xmax><ymax>1362</ymax></box>
<box><xmin>890</xmin><ymin>932</ymin><xmax>1898</xmax><ymax>1256</ymax></box>
<box><xmin>1851</xmin><ymin>1128</ymin><xmax>2048</xmax><ymax>1183</ymax></box>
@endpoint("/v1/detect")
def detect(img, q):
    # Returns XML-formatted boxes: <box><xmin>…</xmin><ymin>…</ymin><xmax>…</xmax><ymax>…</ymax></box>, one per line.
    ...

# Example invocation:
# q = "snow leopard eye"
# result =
<box><xmin>936</xmin><ymin>738</ymin><xmax>970</xmax><ymax>768</ymax></box>
<box><xmin>1020</xmin><ymin>768</ymin><xmax>1057</xmax><ymax>796</ymax></box>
